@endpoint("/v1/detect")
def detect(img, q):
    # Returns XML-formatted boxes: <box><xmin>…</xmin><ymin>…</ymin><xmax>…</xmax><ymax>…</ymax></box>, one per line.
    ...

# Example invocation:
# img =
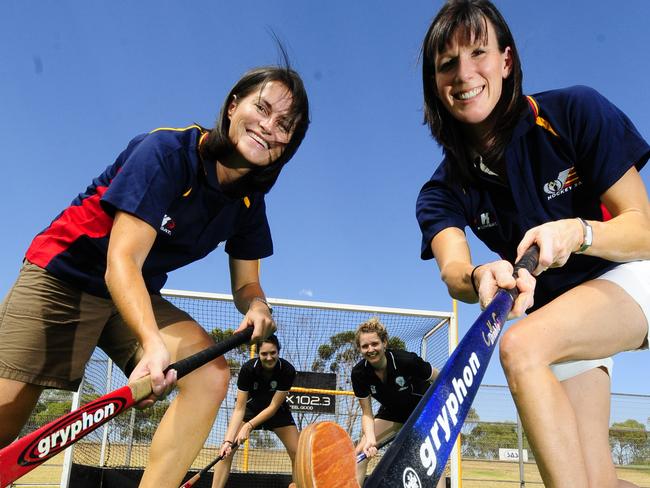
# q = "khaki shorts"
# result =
<box><xmin>0</xmin><ymin>261</ymin><xmax>194</xmax><ymax>391</ymax></box>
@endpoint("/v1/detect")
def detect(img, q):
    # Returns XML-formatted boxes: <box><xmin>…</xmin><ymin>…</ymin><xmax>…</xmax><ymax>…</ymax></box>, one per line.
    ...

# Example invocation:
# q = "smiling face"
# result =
<box><xmin>434</xmin><ymin>18</ymin><xmax>512</xmax><ymax>138</ymax></box>
<box><xmin>358</xmin><ymin>332</ymin><xmax>387</xmax><ymax>366</ymax></box>
<box><xmin>227</xmin><ymin>80</ymin><xmax>294</xmax><ymax>167</ymax></box>
<box><xmin>258</xmin><ymin>341</ymin><xmax>279</xmax><ymax>370</ymax></box>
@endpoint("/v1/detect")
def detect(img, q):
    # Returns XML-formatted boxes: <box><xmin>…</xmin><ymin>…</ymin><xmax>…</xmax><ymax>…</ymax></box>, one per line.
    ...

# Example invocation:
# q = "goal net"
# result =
<box><xmin>61</xmin><ymin>290</ymin><xmax>459</xmax><ymax>486</ymax></box>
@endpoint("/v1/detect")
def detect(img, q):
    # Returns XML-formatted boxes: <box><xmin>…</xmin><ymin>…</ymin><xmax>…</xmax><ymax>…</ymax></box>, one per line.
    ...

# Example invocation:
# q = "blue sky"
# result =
<box><xmin>1</xmin><ymin>0</ymin><xmax>648</xmax><ymax>398</ymax></box>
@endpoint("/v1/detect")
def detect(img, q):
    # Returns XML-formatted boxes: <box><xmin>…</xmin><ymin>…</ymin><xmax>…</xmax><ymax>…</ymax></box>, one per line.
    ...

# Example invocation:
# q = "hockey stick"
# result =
<box><xmin>0</xmin><ymin>327</ymin><xmax>253</xmax><ymax>487</ymax></box>
<box><xmin>179</xmin><ymin>443</ymin><xmax>237</xmax><ymax>488</ymax></box>
<box><xmin>364</xmin><ymin>246</ymin><xmax>539</xmax><ymax>487</ymax></box>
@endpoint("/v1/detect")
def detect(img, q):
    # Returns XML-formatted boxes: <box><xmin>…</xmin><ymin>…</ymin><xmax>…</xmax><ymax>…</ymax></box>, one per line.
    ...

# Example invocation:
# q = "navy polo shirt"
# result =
<box><xmin>238</xmin><ymin>357</ymin><xmax>296</xmax><ymax>412</ymax></box>
<box><xmin>26</xmin><ymin>126</ymin><xmax>273</xmax><ymax>297</ymax></box>
<box><xmin>351</xmin><ymin>349</ymin><xmax>433</xmax><ymax>412</ymax></box>
<box><xmin>416</xmin><ymin>86</ymin><xmax>650</xmax><ymax>309</ymax></box>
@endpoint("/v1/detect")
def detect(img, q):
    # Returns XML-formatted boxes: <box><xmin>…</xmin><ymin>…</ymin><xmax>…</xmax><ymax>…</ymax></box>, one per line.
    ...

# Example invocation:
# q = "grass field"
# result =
<box><xmin>460</xmin><ymin>459</ymin><xmax>650</xmax><ymax>487</ymax></box>
<box><xmin>11</xmin><ymin>450</ymin><xmax>650</xmax><ymax>487</ymax></box>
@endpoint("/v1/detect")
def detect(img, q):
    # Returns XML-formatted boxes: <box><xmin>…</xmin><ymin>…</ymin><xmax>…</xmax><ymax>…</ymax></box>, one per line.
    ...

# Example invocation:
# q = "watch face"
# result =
<box><xmin>585</xmin><ymin>223</ymin><xmax>593</xmax><ymax>245</ymax></box>
<box><xmin>576</xmin><ymin>218</ymin><xmax>592</xmax><ymax>254</ymax></box>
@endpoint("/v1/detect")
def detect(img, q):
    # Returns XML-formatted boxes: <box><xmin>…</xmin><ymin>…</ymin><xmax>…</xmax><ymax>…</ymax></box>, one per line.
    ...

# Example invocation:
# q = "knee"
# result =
<box><xmin>176</xmin><ymin>336</ymin><xmax>230</xmax><ymax>403</ymax></box>
<box><xmin>181</xmin><ymin>356</ymin><xmax>229</xmax><ymax>400</ymax></box>
<box><xmin>499</xmin><ymin>326</ymin><xmax>542</xmax><ymax>384</ymax></box>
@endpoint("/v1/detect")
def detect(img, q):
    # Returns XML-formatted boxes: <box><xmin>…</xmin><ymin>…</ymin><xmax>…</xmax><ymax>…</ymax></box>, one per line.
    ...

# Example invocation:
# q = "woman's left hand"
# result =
<box><xmin>236</xmin><ymin>302</ymin><xmax>275</xmax><ymax>342</ymax></box>
<box><xmin>516</xmin><ymin>219</ymin><xmax>583</xmax><ymax>275</ymax></box>
<box><xmin>361</xmin><ymin>438</ymin><xmax>378</xmax><ymax>459</ymax></box>
<box><xmin>235</xmin><ymin>422</ymin><xmax>254</xmax><ymax>445</ymax></box>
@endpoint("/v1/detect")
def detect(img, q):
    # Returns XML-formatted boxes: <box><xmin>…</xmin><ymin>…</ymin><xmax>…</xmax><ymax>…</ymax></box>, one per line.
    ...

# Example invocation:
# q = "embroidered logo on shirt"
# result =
<box><xmin>370</xmin><ymin>385</ymin><xmax>377</xmax><ymax>394</ymax></box>
<box><xmin>476</xmin><ymin>211</ymin><xmax>498</xmax><ymax>230</ymax></box>
<box><xmin>160</xmin><ymin>215</ymin><xmax>176</xmax><ymax>235</ymax></box>
<box><xmin>253</xmin><ymin>382</ymin><xmax>259</xmax><ymax>391</ymax></box>
<box><xmin>395</xmin><ymin>376</ymin><xmax>408</xmax><ymax>391</ymax></box>
<box><xmin>543</xmin><ymin>167</ymin><xmax>581</xmax><ymax>200</ymax></box>
<box><xmin>270</xmin><ymin>380</ymin><xmax>278</xmax><ymax>390</ymax></box>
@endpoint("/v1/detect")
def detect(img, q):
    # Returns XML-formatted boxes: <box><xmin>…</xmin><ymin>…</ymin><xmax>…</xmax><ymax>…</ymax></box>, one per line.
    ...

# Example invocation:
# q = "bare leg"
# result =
<box><xmin>355</xmin><ymin>419</ymin><xmax>401</xmax><ymax>486</ymax></box>
<box><xmin>563</xmin><ymin>369</ymin><xmax>639</xmax><ymax>488</ymax></box>
<box><xmin>274</xmin><ymin>425</ymin><xmax>300</xmax><ymax>482</ymax></box>
<box><xmin>499</xmin><ymin>280</ymin><xmax>647</xmax><ymax>488</ymax></box>
<box><xmin>139</xmin><ymin>321</ymin><xmax>230</xmax><ymax>488</ymax></box>
<box><xmin>436</xmin><ymin>471</ymin><xmax>447</xmax><ymax>488</ymax></box>
<box><xmin>211</xmin><ymin>438</ymin><xmax>240</xmax><ymax>488</ymax></box>
<box><xmin>0</xmin><ymin>378</ymin><xmax>43</xmax><ymax>447</ymax></box>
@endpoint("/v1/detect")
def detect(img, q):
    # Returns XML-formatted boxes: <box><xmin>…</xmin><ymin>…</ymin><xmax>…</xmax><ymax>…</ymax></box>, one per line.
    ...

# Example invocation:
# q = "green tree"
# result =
<box><xmin>312</xmin><ymin>331</ymin><xmax>405</xmax><ymax>380</ymax></box>
<box><xmin>610</xmin><ymin>419</ymin><xmax>648</xmax><ymax>465</ymax></box>
<box><xmin>20</xmin><ymin>390</ymin><xmax>74</xmax><ymax>436</ymax></box>
<box><xmin>210</xmin><ymin>327</ymin><xmax>251</xmax><ymax>375</ymax></box>
<box><xmin>464</xmin><ymin>421</ymin><xmax>519</xmax><ymax>460</ymax></box>
<box><xmin>112</xmin><ymin>398</ymin><xmax>173</xmax><ymax>443</ymax></box>
<box><xmin>460</xmin><ymin>407</ymin><xmax>480</xmax><ymax>456</ymax></box>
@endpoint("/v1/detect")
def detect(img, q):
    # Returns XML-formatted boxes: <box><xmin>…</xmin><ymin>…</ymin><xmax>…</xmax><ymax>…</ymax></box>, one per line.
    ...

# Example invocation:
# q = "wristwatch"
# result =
<box><xmin>575</xmin><ymin>218</ymin><xmax>593</xmax><ymax>254</ymax></box>
<box><xmin>250</xmin><ymin>296</ymin><xmax>273</xmax><ymax>314</ymax></box>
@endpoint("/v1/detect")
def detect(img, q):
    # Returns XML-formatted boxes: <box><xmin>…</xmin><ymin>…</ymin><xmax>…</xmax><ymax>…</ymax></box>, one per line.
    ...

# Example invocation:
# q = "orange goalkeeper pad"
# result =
<box><xmin>294</xmin><ymin>421</ymin><xmax>359</xmax><ymax>488</ymax></box>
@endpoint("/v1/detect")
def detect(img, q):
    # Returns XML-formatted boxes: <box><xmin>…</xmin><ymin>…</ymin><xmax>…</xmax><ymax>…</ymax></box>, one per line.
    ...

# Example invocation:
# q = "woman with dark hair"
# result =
<box><xmin>212</xmin><ymin>334</ymin><xmax>298</xmax><ymax>488</ymax></box>
<box><xmin>0</xmin><ymin>65</ymin><xmax>309</xmax><ymax>488</ymax></box>
<box><xmin>416</xmin><ymin>1</ymin><xmax>649</xmax><ymax>487</ymax></box>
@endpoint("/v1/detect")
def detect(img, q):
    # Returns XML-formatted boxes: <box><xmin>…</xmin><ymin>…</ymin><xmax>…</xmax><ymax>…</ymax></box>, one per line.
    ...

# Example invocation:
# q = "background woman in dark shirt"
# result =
<box><xmin>351</xmin><ymin>318</ymin><xmax>440</xmax><ymax>486</ymax></box>
<box><xmin>212</xmin><ymin>334</ymin><xmax>298</xmax><ymax>488</ymax></box>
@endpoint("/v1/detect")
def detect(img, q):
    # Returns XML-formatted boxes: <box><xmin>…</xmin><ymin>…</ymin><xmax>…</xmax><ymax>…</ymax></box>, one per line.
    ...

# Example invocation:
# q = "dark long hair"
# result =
<box><xmin>422</xmin><ymin>0</ymin><xmax>527</xmax><ymax>185</ymax></box>
<box><xmin>200</xmin><ymin>64</ymin><xmax>309</xmax><ymax>196</ymax></box>
<box><xmin>260</xmin><ymin>334</ymin><xmax>281</xmax><ymax>353</ymax></box>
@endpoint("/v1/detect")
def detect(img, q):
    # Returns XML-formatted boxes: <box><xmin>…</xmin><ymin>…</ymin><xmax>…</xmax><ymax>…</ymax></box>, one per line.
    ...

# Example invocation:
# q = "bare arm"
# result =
<box><xmin>220</xmin><ymin>390</ymin><xmax>249</xmax><ymax>457</ymax></box>
<box><xmin>517</xmin><ymin>167</ymin><xmax>650</xmax><ymax>269</ymax></box>
<box><xmin>105</xmin><ymin>211</ymin><xmax>174</xmax><ymax>400</ymax></box>
<box><xmin>229</xmin><ymin>257</ymin><xmax>275</xmax><ymax>342</ymax></box>
<box><xmin>431</xmin><ymin>227</ymin><xmax>535</xmax><ymax>318</ymax></box>
<box><xmin>357</xmin><ymin>396</ymin><xmax>378</xmax><ymax>457</ymax></box>
<box><xmin>234</xmin><ymin>390</ymin><xmax>289</xmax><ymax>445</ymax></box>
<box><xmin>582</xmin><ymin>167</ymin><xmax>650</xmax><ymax>260</ymax></box>
<box><xmin>430</xmin><ymin>227</ymin><xmax>477</xmax><ymax>303</ymax></box>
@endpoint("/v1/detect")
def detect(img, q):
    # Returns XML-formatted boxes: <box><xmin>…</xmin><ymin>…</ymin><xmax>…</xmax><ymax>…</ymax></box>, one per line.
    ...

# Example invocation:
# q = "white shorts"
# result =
<box><xmin>551</xmin><ymin>357</ymin><xmax>614</xmax><ymax>382</ymax></box>
<box><xmin>550</xmin><ymin>260</ymin><xmax>650</xmax><ymax>382</ymax></box>
<box><xmin>598</xmin><ymin>260</ymin><xmax>650</xmax><ymax>350</ymax></box>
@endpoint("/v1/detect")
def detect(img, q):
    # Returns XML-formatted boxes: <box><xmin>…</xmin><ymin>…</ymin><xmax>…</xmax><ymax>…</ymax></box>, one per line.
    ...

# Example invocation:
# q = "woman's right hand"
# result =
<box><xmin>220</xmin><ymin>440</ymin><xmax>234</xmax><ymax>458</ymax></box>
<box><xmin>128</xmin><ymin>337</ymin><xmax>176</xmax><ymax>409</ymax></box>
<box><xmin>473</xmin><ymin>260</ymin><xmax>536</xmax><ymax>319</ymax></box>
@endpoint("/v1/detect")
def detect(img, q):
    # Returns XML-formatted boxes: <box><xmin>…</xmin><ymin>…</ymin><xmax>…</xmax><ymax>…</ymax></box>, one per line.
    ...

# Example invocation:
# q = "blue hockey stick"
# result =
<box><xmin>365</xmin><ymin>246</ymin><xmax>539</xmax><ymax>488</ymax></box>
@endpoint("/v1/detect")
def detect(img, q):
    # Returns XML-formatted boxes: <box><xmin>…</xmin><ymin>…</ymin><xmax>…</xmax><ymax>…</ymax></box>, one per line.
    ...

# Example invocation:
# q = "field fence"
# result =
<box><xmin>460</xmin><ymin>385</ymin><xmax>650</xmax><ymax>487</ymax></box>
<box><xmin>16</xmin><ymin>384</ymin><xmax>649</xmax><ymax>487</ymax></box>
